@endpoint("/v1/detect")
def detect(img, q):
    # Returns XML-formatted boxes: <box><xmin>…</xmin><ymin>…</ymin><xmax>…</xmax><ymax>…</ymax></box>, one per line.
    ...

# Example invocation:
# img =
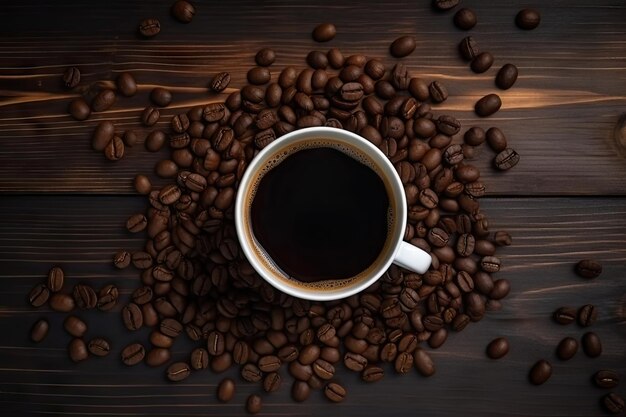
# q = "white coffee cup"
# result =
<box><xmin>235</xmin><ymin>127</ymin><xmax>431</xmax><ymax>301</ymax></box>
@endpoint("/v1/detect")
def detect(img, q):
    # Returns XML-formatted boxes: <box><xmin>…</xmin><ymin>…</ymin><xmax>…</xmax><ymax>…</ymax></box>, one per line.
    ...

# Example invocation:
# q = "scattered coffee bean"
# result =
<box><xmin>246</xmin><ymin>394</ymin><xmax>263</xmax><ymax>414</ymax></box>
<box><xmin>603</xmin><ymin>393</ymin><xmax>625</xmax><ymax>414</ymax></box>
<box><xmin>217</xmin><ymin>378</ymin><xmax>235</xmax><ymax>402</ymax></box>
<box><xmin>122</xmin><ymin>303</ymin><xmax>144</xmax><ymax>331</ymax></box>
<box><xmin>486</xmin><ymin>337</ymin><xmax>509</xmax><ymax>359</ymax></box>
<box><xmin>141</xmin><ymin>106</ymin><xmax>160</xmax><ymax>127</ymax></box>
<box><xmin>459</xmin><ymin>36</ymin><xmax>479</xmax><ymax>61</ymax></box>
<box><xmin>64</xmin><ymin>315</ymin><xmax>87</xmax><ymax>337</ymax></box>
<box><xmin>97</xmin><ymin>285</ymin><xmax>118</xmax><ymax>311</ymax></box>
<box><xmin>139</xmin><ymin>18</ymin><xmax>161</xmax><ymax>37</ymax></box>
<box><xmin>312</xmin><ymin>23</ymin><xmax>336</xmax><ymax>42</ymax></box>
<box><xmin>73</xmin><ymin>284</ymin><xmax>97</xmax><ymax>309</ymax></box>
<box><xmin>68</xmin><ymin>338</ymin><xmax>88</xmax><ymax>362</ymax></box>
<box><xmin>529</xmin><ymin>359</ymin><xmax>552</xmax><ymax>385</ymax></box>
<box><xmin>88</xmin><ymin>338</ymin><xmax>111</xmax><ymax>357</ymax></box>
<box><xmin>556</xmin><ymin>337</ymin><xmax>578</xmax><ymax>360</ymax></box>
<box><xmin>471</xmin><ymin>52</ymin><xmax>494</xmax><ymax>74</ymax></box>
<box><xmin>134</xmin><ymin>175</ymin><xmax>152</xmax><ymax>195</ymax></box>
<box><xmin>116</xmin><ymin>72</ymin><xmax>137</xmax><ymax>97</ymax></box>
<box><xmin>495</xmin><ymin>64</ymin><xmax>518</xmax><ymax>90</ymax></box>
<box><xmin>126</xmin><ymin>213</ymin><xmax>148</xmax><ymax>233</ymax></box>
<box><xmin>516</xmin><ymin>9</ymin><xmax>541</xmax><ymax>30</ymax></box>
<box><xmin>582</xmin><ymin>332</ymin><xmax>602</xmax><ymax>357</ymax></box>
<box><xmin>433</xmin><ymin>0</ymin><xmax>460</xmax><ymax>11</ymax></box>
<box><xmin>104</xmin><ymin>135</ymin><xmax>125</xmax><ymax>161</ymax></box>
<box><xmin>256</xmin><ymin>48</ymin><xmax>276</xmax><ymax>67</ymax></box>
<box><xmin>62</xmin><ymin>67</ymin><xmax>80</xmax><ymax>88</ymax></box>
<box><xmin>91</xmin><ymin>89</ymin><xmax>115</xmax><ymax>112</ymax></box>
<box><xmin>390</xmin><ymin>36</ymin><xmax>416</xmax><ymax>58</ymax></box>
<box><xmin>210</xmin><ymin>72</ymin><xmax>231</xmax><ymax>93</ymax></box>
<box><xmin>145</xmin><ymin>348</ymin><xmax>171</xmax><ymax>367</ymax></box>
<box><xmin>68</xmin><ymin>98</ymin><xmax>91</xmax><ymax>121</ymax></box>
<box><xmin>49</xmin><ymin>293</ymin><xmax>75</xmax><ymax>312</ymax></box>
<box><xmin>475</xmin><ymin>94</ymin><xmax>502</xmax><ymax>117</ymax></box>
<box><xmin>494</xmin><ymin>148</ymin><xmax>519</xmax><ymax>170</ymax></box>
<box><xmin>30</xmin><ymin>319</ymin><xmax>49</xmax><ymax>343</ymax></box>
<box><xmin>413</xmin><ymin>349</ymin><xmax>436</xmax><ymax>376</ymax></box>
<box><xmin>324</xmin><ymin>382</ymin><xmax>346</xmax><ymax>402</ymax></box>
<box><xmin>292</xmin><ymin>380</ymin><xmax>310</xmax><ymax>402</ymax></box>
<box><xmin>594</xmin><ymin>370</ymin><xmax>620</xmax><ymax>389</ymax></box>
<box><xmin>28</xmin><ymin>283</ymin><xmax>49</xmax><ymax>307</ymax></box>
<box><xmin>121</xmin><ymin>343</ymin><xmax>145</xmax><ymax>366</ymax></box>
<box><xmin>429</xmin><ymin>81</ymin><xmax>448</xmax><ymax>103</ymax></box>
<box><xmin>486</xmin><ymin>127</ymin><xmax>507</xmax><ymax>152</ymax></box>
<box><xmin>166</xmin><ymin>362</ymin><xmax>191</xmax><ymax>382</ymax></box>
<box><xmin>553</xmin><ymin>307</ymin><xmax>577</xmax><ymax>325</ymax></box>
<box><xmin>150</xmin><ymin>87</ymin><xmax>172</xmax><ymax>107</ymax></box>
<box><xmin>454</xmin><ymin>8</ymin><xmax>477</xmax><ymax>30</ymax></box>
<box><xmin>92</xmin><ymin>121</ymin><xmax>115</xmax><ymax>151</ymax></box>
<box><xmin>47</xmin><ymin>267</ymin><xmax>64</xmax><ymax>292</ymax></box>
<box><xmin>578</xmin><ymin>304</ymin><xmax>598</xmax><ymax>327</ymax></box>
<box><xmin>145</xmin><ymin>130</ymin><xmax>166</xmax><ymax>151</ymax></box>
<box><xmin>113</xmin><ymin>250</ymin><xmax>132</xmax><ymax>269</ymax></box>
<box><xmin>171</xmin><ymin>0</ymin><xmax>195</xmax><ymax>23</ymax></box>
<box><xmin>575</xmin><ymin>259</ymin><xmax>602</xmax><ymax>279</ymax></box>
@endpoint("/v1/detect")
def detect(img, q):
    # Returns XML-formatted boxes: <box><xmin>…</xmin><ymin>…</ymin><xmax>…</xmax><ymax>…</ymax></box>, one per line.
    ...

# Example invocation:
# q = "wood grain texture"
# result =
<box><xmin>0</xmin><ymin>196</ymin><xmax>624</xmax><ymax>417</ymax></box>
<box><xmin>1</xmin><ymin>0</ymin><xmax>626</xmax><ymax>194</ymax></box>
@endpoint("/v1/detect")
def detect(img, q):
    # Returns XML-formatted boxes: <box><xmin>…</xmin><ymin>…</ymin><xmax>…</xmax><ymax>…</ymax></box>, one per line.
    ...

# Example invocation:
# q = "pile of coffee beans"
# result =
<box><xmin>26</xmin><ymin>1</ymin><xmax>623</xmax><ymax>415</ymax></box>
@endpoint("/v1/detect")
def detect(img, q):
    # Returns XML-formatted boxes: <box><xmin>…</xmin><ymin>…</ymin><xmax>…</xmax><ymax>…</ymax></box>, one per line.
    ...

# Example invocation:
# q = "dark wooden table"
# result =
<box><xmin>1</xmin><ymin>1</ymin><xmax>625</xmax><ymax>416</ymax></box>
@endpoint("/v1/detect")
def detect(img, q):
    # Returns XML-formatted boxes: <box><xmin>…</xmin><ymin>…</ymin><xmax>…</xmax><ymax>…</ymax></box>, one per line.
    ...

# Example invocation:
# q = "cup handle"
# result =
<box><xmin>392</xmin><ymin>241</ymin><xmax>432</xmax><ymax>274</ymax></box>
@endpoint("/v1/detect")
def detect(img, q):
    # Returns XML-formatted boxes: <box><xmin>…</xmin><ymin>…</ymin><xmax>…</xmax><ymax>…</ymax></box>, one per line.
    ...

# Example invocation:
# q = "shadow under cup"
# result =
<box><xmin>235</xmin><ymin>127</ymin><xmax>408</xmax><ymax>301</ymax></box>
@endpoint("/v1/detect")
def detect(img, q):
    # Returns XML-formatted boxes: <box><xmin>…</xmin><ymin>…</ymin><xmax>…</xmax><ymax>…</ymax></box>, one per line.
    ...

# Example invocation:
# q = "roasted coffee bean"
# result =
<box><xmin>116</xmin><ymin>72</ymin><xmax>137</xmax><ymax>97</ymax></box>
<box><xmin>121</xmin><ymin>343</ymin><xmax>145</xmax><ymax>366</ymax></box>
<box><xmin>324</xmin><ymin>382</ymin><xmax>346</xmax><ymax>402</ymax></box>
<box><xmin>62</xmin><ymin>315</ymin><xmax>87</xmax><ymax>338</ymax></box>
<box><xmin>255</xmin><ymin>48</ymin><xmax>276</xmax><ymax>66</ymax></box>
<box><xmin>166</xmin><ymin>362</ymin><xmax>191</xmax><ymax>382</ymax></box>
<box><xmin>594</xmin><ymin>370</ymin><xmax>620</xmax><ymax>389</ymax></box>
<box><xmin>150</xmin><ymin>87</ymin><xmax>172</xmax><ymax>107</ymax></box>
<box><xmin>575</xmin><ymin>259</ymin><xmax>602</xmax><ymax>279</ymax></box>
<box><xmin>217</xmin><ymin>378</ymin><xmax>235</xmax><ymax>402</ymax></box>
<box><xmin>73</xmin><ymin>284</ymin><xmax>97</xmax><ymax>309</ymax></box>
<box><xmin>496</xmin><ymin>64</ymin><xmax>518</xmax><ymax>90</ymax></box>
<box><xmin>154</xmin><ymin>159</ymin><xmax>178</xmax><ymax>179</ymax></box>
<box><xmin>160</xmin><ymin>318</ymin><xmax>182</xmax><ymax>338</ymax></box>
<box><xmin>454</xmin><ymin>8</ymin><xmax>477</xmax><ymax>30</ymax></box>
<box><xmin>190</xmin><ymin>348</ymin><xmax>209</xmax><ymax>370</ymax></box>
<box><xmin>113</xmin><ymin>250</ymin><xmax>131</xmax><ymax>269</ymax></box>
<box><xmin>91</xmin><ymin>89</ymin><xmax>116</xmax><ymax>112</ymax></box>
<box><xmin>246</xmin><ymin>394</ymin><xmax>263</xmax><ymax>414</ymax></box>
<box><xmin>62</xmin><ymin>66</ymin><xmax>80</xmax><ymax>88</ymax></box>
<box><xmin>104</xmin><ymin>135</ymin><xmax>124</xmax><ymax>161</ymax></box>
<box><xmin>459</xmin><ymin>36</ymin><xmax>479</xmax><ymax>61</ymax></box>
<box><xmin>578</xmin><ymin>304</ymin><xmax>598</xmax><ymax>327</ymax></box>
<box><xmin>516</xmin><ymin>8</ymin><xmax>541</xmax><ymax>30</ymax></box>
<box><xmin>242</xmin><ymin>363</ymin><xmax>263</xmax><ymax>382</ymax></box>
<box><xmin>554</xmin><ymin>306</ymin><xmax>576</xmax><ymax>325</ymax></box>
<box><xmin>97</xmin><ymin>285</ymin><xmax>118</xmax><ymax>311</ymax></box>
<box><xmin>362</xmin><ymin>365</ymin><xmax>384</xmax><ymax>382</ymax></box>
<box><xmin>139</xmin><ymin>18</ymin><xmax>161</xmax><ymax>37</ymax></box>
<box><xmin>88</xmin><ymin>338</ymin><xmax>111</xmax><ymax>357</ymax></box>
<box><xmin>134</xmin><ymin>175</ymin><xmax>152</xmax><ymax>195</ymax></box>
<box><xmin>433</xmin><ymin>0</ymin><xmax>460</xmax><ymax>10</ymax></box>
<box><xmin>68</xmin><ymin>338</ymin><xmax>88</xmax><ymax>362</ymax></box>
<box><xmin>603</xmin><ymin>393</ymin><xmax>625</xmax><ymax>415</ymax></box>
<box><xmin>390</xmin><ymin>35</ymin><xmax>416</xmax><ymax>58</ymax></box>
<box><xmin>394</xmin><ymin>351</ymin><xmax>414</xmax><ymax>374</ymax></box>
<box><xmin>248</xmin><ymin>66</ymin><xmax>271</xmax><ymax>85</ymax></box>
<box><xmin>429</xmin><ymin>81</ymin><xmax>448</xmax><ymax>103</ymax></box>
<box><xmin>46</xmin><ymin>267</ymin><xmax>64</xmax><ymax>292</ymax></box>
<box><xmin>582</xmin><ymin>332</ymin><xmax>602</xmax><ymax>357</ymax></box>
<box><xmin>28</xmin><ymin>283</ymin><xmax>50</xmax><ymax>307</ymax></box>
<box><xmin>258</xmin><ymin>355</ymin><xmax>281</xmax><ymax>372</ymax></box>
<box><xmin>413</xmin><ymin>349</ymin><xmax>435</xmax><ymax>376</ymax></box>
<box><xmin>132</xmin><ymin>251</ymin><xmax>153</xmax><ymax>269</ymax></box>
<box><xmin>145</xmin><ymin>348</ymin><xmax>171</xmax><ymax>367</ymax></box>
<box><xmin>141</xmin><ymin>106</ymin><xmax>160</xmax><ymax>127</ymax></box>
<box><xmin>464</xmin><ymin>127</ymin><xmax>485</xmax><ymax>146</ymax></box>
<box><xmin>171</xmin><ymin>0</ymin><xmax>195</xmax><ymax>23</ymax></box>
<box><xmin>494</xmin><ymin>148</ymin><xmax>520</xmax><ymax>170</ymax></box>
<box><xmin>210</xmin><ymin>72</ymin><xmax>231</xmax><ymax>93</ymax></box>
<box><xmin>486</xmin><ymin>127</ymin><xmax>507</xmax><ymax>152</ymax></box>
<box><xmin>475</xmin><ymin>94</ymin><xmax>502</xmax><ymax>117</ymax></box>
<box><xmin>122</xmin><ymin>303</ymin><xmax>143</xmax><ymax>331</ymax></box>
<box><xmin>30</xmin><ymin>319</ymin><xmax>49</xmax><ymax>343</ymax></box>
<box><xmin>471</xmin><ymin>52</ymin><xmax>494</xmax><ymax>74</ymax></box>
<box><xmin>312</xmin><ymin>23</ymin><xmax>336</xmax><ymax>42</ymax></box>
<box><xmin>529</xmin><ymin>359</ymin><xmax>552</xmax><ymax>385</ymax></box>
<box><xmin>437</xmin><ymin>115</ymin><xmax>461</xmax><ymax>136</ymax></box>
<box><xmin>50</xmin><ymin>294</ymin><xmax>75</xmax><ymax>314</ymax></box>
<box><xmin>313</xmin><ymin>359</ymin><xmax>335</xmax><ymax>380</ymax></box>
<box><xmin>494</xmin><ymin>231</ymin><xmax>512</xmax><ymax>246</ymax></box>
<box><xmin>68</xmin><ymin>98</ymin><xmax>91</xmax><ymax>120</ymax></box>
<box><xmin>292</xmin><ymin>380</ymin><xmax>310</xmax><ymax>402</ymax></box>
<box><xmin>92</xmin><ymin>121</ymin><xmax>115</xmax><ymax>151</ymax></box>
<box><xmin>556</xmin><ymin>337</ymin><xmax>578</xmax><ymax>360</ymax></box>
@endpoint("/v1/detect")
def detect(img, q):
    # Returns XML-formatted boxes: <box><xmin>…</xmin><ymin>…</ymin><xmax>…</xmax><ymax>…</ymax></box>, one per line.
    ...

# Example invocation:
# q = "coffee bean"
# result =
<box><xmin>141</xmin><ymin>106</ymin><xmax>160</xmax><ymax>127</ymax></box>
<box><xmin>92</xmin><ymin>89</ymin><xmax>116</xmax><ymax>112</ymax></box>
<box><xmin>73</xmin><ymin>284</ymin><xmax>97</xmax><ymax>309</ymax></box>
<box><xmin>459</xmin><ymin>36</ymin><xmax>479</xmax><ymax>61</ymax></box>
<box><xmin>45</xmin><ymin>266</ymin><xmax>64</xmax><ymax>293</ymax></box>
<box><xmin>475</xmin><ymin>94</ymin><xmax>502</xmax><ymax>117</ymax></box>
<box><xmin>241</xmin><ymin>363</ymin><xmax>263</xmax><ymax>382</ymax></box>
<box><xmin>390</xmin><ymin>36</ymin><xmax>416</xmax><ymax>58</ymax></box>
<box><xmin>122</xmin><ymin>303</ymin><xmax>143</xmax><ymax>331</ymax></box>
<box><xmin>594</xmin><ymin>370</ymin><xmax>620</xmax><ymax>389</ymax></box>
<box><xmin>429</xmin><ymin>81</ymin><xmax>448</xmax><ymax>103</ymax></box>
<box><xmin>496</xmin><ymin>64</ymin><xmax>518</xmax><ymax>90</ymax></box>
<box><xmin>68</xmin><ymin>338</ymin><xmax>88</xmax><ymax>362</ymax></box>
<box><xmin>516</xmin><ymin>9</ymin><xmax>541</xmax><ymax>30</ymax></box>
<box><xmin>248</xmin><ymin>67</ymin><xmax>271</xmax><ymax>85</ymax></box>
<box><xmin>394</xmin><ymin>351</ymin><xmax>414</xmax><ymax>374</ymax></box>
<box><xmin>62</xmin><ymin>67</ymin><xmax>80</xmax><ymax>88</ymax></box>
<box><xmin>312</xmin><ymin>23</ymin><xmax>336</xmax><ymax>42</ymax></box>
<box><xmin>324</xmin><ymin>382</ymin><xmax>346</xmax><ymax>402</ymax></box>
<box><xmin>578</xmin><ymin>304</ymin><xmax>598</xmax><ymax>327</ymax></box>
<box><xmin>413</xmin><ymin>348</ymin><xmax>435</xmax><ymax>376</ymax></box>
<box><xmin>360</xmin><ymin>365</ymin><xmax>384</xmax><ymax>383</ymax></box>
<box><xmin>292</xmin><ymin>380</ymin><xmax>310</xmax><ymax>402</ymax></box>
<box><xmin>603</xmin><ymin>393</ymin><xmax>625</xmax><ymax>414</ymax></box>
<box><xmin>88</xmin><ymin>338</ymin><xmax>111</xmax><ymax>357</ymax></box>
<box><xmin>209</xmin><ymin>72</ymin><xmax>231</xmax><ymax>93</ymax></box>
<box><xmin>63</xmin><ymin>315</ymin><xmax>87</xmax><ymax>337</ymax></box>
<box><xmin>582</xmin><ymin>332</ymin><xmax>602</xmax><ymax>357</ymax></box>
<box><xmin>454</xmin><ymin>8</ymin><xmax>477</xmax><ymax>30</ymax></box>
<box><xmin>189</xmin><ymin>348</ymin><xmax>209</xmax><ymax>370</ymax></box>
<box><xmin>116</xmin><ymin>72</ymin><xmax>137</xmax><ymax>96</ymax></box>
<box><xmin>68</xmin><ymin>98</ymin><xmax>91</xmax><ymax>121</ymax></box>
<box><xmin>575</xmin><ymin>259</ymin><xmax>602</xmax><ymax>279</ymax></box>
<box><xmin>171</xmin><ymin>0</ymin><xmax>195</xmax><ymax>23</ymax></box>
<box><xmin>134</xmin><ymin>175</ymin><xmax>152</xmax><ymax>195</ymax></box>
<box><xmin>166</xmin><ymin>362</ymin><xmax>191</xmax><ymax>382</ymax></box>
<box><xmin>104</xmin><ymin>135</ymin><xmax>124</xmax><ymax>161</ymax></box>
<box><xmin>121</xmin><ymin>343</ymin><xmax>145</xmax><ymax>366</ymax></box>
<box><xmin>139</xmin><ymin>18</ymin><xmax>161</xmax><ymax>37</ymax></box>
<box><xmin>493</xmin><ymin>147</ymin><xmax>520</xmax><ymax>171</ymax></box>
<box><xmin>217</xmin><ymin>378</ymin><xmax>235</xmax><ymax>402</ymax></box>
<box><xmin>50</xmin><ymin>293</ymin><xmax>75</xmax><ymax>312</ymax></box>
<box><xmin>263</xmin><ymin>372</ymin><xmax>282</xmax><ymax>392</ymax></box>
<box><xmin>97</xmin><ymin>284</ymin><xmax>118</xmax><ymax>311</ymax></box>
<box><xmin>30</xmin><ymin>319</ymin><xmax>49</xmax><ymax>343</ymax></box>
<box><xmin>486</xmin><ymin>127</ymin><xmax>507</xmax><ymax>152</ymax></box>
<box><xmin>145</xmin><ymin>347</ymin><xmax>171</xmax><ymax>367</ymax></box>
<box><xmin>556</xmin><ymin>337</ymin><xmax>578</xmax><ymax>360</ymax></box>
<box><xmin>150</xmin><ymin>87</ymin><xmax>172</xmax><ymax>107</ymax></box>
<box><xmin>312</xmin><ymin>358</ymin><xmax>335</xmax><ymax>380</ymax></box>
<box><xmin>529</xmin><ymin>359</ymin><xmax>552</xmax><ymax>385</ymax></box>
<box><xmin>28</xmin><ymin>283</ymin><xmax>49</xmax><ymax>307</ymax></box>
<box><xmin>255</xmin><ymin>48</ymin><xmax>276</xmax><ymax>66</ymax></box>
<box><xmin>471</xmin><ymin>52</ymin><xmax>494</xmax><ymax>74</ymax></box>
<box><xmin>245</xmin><ymin>394</ymin><xmax>262</xmax><ymax>414</ymax></box>
<box><xmin>433</xmin><ymin>0</ymin><xmax>459</xmax><ymax>10</ymax></box>
<box><xmin>484</xmin><ymin>337</ymin><xmax>509</xmax><ymax>359</ymax></box>
<box><xmin>258</xmin><ymin>355</ymin><xmax>281</xmax><ymax>372</ymax></box>
<box><xmin>160</xmin><ymin>318</ymin><xmax>182</xmax><ymax>338</ymax></box>
<box><xmin>92</xmin><ymin>121</ymin><xmax>115</xmax><ymax>151</ymax></box>
<box><xmin>494</xmin><ymin>231</ymin><xmax>512</xmax><ymax>246</ymax></box>
<box><xmin>553</xmin><ymin>307</ymin><xmax>577</xmax><ymax>325</ymax></box>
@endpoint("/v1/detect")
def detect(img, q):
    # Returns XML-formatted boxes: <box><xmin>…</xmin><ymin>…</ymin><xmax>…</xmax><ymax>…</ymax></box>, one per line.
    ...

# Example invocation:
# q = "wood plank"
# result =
<box><xmin>0</xmin><ymin>195</ymin><xmax>624</xmax><ymax>416</ymax></box>
<box><xmin>1</xmin><ymin>0</ymin><xmax>626</xmax><ymax>194</ymax></box>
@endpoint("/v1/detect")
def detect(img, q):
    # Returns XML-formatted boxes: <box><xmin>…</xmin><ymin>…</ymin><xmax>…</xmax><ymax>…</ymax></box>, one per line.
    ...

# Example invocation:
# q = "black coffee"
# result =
<box><xmin>251</xmin><ymin>146</ymin><xmax>389</xmax><ymax>282</ymax></box>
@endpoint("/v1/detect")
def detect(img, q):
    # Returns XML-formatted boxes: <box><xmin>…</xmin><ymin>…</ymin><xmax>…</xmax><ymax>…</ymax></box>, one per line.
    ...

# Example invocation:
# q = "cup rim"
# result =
<box><xmin>235</xmin><ymin>126</ymin><xmax>408</xmax><ymax>301</ymax></box>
